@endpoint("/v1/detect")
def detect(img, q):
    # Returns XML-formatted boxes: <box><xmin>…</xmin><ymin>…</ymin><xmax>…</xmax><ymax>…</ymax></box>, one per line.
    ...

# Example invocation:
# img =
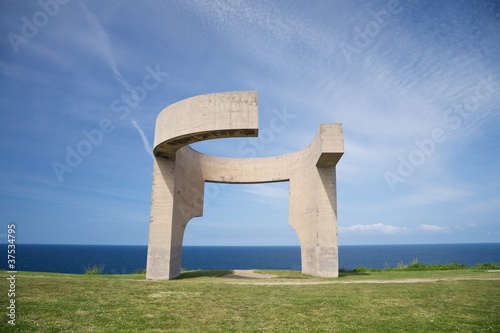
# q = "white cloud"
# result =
<box><xmin>341</xmin><ymin>223</ymin><xmax>455</xmax><ymax>235</ymax></box>
<box><xmin>339</xmin><ymin>223</ymin><xmax>410</xmax><ymax>235</ymax></box>
<box><xmin>417</xmin><ymin>224</ymin><xmax>450</xmax><ymax>233</ymax></box>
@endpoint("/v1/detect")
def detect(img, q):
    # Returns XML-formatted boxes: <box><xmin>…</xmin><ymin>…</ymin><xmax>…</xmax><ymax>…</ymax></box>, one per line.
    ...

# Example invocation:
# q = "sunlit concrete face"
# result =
<box><xmin>146</xmin><ymin>91</ymin><xmax>344</xmax><ymax>280</ymax></box>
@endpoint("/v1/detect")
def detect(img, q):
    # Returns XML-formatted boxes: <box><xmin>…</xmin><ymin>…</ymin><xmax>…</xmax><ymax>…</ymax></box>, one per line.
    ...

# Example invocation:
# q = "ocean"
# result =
<box><xmin>2</xmin><ymin>243</ymin><xmax>499</xmax><ymax>275</ymax></box>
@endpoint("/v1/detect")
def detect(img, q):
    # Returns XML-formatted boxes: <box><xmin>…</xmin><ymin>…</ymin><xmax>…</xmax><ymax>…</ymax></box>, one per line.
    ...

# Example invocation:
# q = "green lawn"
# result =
<box><xmin>1</xmin><ymin>269</ymin><xmax>499</xmax><ymax>332</ymax></box>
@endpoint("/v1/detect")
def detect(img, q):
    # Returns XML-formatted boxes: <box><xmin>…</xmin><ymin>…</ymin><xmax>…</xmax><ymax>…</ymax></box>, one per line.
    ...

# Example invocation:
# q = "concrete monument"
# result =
<box><xmin>146</xmin><ymin>91</ymin><xmax>344</xmax><ymax>279</ymax></box>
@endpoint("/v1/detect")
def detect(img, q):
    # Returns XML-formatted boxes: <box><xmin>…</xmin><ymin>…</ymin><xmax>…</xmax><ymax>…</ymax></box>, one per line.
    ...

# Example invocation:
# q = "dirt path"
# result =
<box><xmin>224</xmin><ymin>270</ymin><xmax>279</xmax><ymax>279</ymax></box>
<box><xmin>223</xmin><ymin>270</ymin><xmax>500</xmax><ymax>285</ymax></box>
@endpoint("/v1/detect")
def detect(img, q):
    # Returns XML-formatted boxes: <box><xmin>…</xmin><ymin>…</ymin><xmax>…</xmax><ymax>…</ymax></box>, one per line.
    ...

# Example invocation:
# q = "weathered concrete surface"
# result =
<box><xmin>146</xmin><ymin>91</ymin><xmax>344</xmax><ymax>280</ymax></box>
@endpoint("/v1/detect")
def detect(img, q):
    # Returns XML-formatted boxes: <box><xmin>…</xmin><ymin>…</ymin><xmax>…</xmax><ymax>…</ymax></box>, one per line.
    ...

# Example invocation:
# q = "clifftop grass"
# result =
<box><xmin>1</xmin><ymin>268</ymin><xmax>499</xmax><ymax>332</ymax></box>
<box><xmin>345</xmin><ymin>259</ymin><xmax>500</xmax><ymax>272</ymax></box>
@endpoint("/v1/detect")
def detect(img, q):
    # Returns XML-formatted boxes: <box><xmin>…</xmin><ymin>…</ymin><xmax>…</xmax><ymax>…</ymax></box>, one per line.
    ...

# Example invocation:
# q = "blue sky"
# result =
<box><xmin>0</xmin><ymin>0</ymin><xmax>499</xmax><ymax>246</ymax></box>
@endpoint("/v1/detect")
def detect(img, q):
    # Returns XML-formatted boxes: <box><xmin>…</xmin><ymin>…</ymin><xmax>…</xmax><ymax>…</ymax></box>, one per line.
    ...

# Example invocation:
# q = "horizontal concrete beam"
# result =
<box><xmin>315</xmin><ymin>124</ymin><xmax>344</xmax><ymax>167</ymax></box>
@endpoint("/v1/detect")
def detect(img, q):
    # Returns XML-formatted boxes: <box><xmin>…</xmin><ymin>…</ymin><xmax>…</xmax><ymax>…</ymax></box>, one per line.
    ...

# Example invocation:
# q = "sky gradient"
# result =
<box><xmin>1</xmin><ymin>0</ymin><xmax>499</xmax><ymax>246</ymax></box>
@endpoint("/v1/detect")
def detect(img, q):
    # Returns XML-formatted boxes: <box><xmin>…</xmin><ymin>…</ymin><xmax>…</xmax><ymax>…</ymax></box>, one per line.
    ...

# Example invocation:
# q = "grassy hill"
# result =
<box><xmin>1</xmin><ymin>268</ymin><xmax>499</xmax><ymax>332</ymax></box>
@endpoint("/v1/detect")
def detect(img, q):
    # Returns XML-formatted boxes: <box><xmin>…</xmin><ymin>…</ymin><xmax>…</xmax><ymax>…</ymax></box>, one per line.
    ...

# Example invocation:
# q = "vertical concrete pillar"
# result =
<box><xmin>146</xmin><ymin>147</ymin><xmax>206</xmax><ymax>280</ymax></box>
<box><xmin>146</xmin><ymin>157</ymin><xmax>177</xmax><ymax>280</ymax></box>
<box><xmin>313</xmin><ymin>166</ymin><xmax>339</xmax><ymax>277</ymax></box>
<box><xmin>288</xmin><ymin>125</ymin><xmax>342</xmax><ymax>278</ymax></box>
<box><xmin>289</xmin><ymin>166</ymin><xmax>339</xmax><ymax>278</ymax></box>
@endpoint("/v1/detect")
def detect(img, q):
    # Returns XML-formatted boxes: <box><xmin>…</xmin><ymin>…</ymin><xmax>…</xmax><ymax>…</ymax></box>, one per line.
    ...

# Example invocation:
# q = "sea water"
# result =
<box><xmin>1</xmin><ymin>243</ymin><xmax>498</xmax><ymax>274</ymax></box>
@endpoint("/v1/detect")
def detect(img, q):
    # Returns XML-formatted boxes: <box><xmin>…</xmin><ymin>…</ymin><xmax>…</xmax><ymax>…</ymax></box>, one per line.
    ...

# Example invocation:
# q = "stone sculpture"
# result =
<box><xmin>146</xmin><ymin>91</ymin><xmax>343</xmax><ymax>279</ymax></box>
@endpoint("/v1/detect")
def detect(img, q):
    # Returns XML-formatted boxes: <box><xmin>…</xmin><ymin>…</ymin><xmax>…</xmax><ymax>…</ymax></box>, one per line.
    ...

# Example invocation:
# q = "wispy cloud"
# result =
<box><xmin>398</xmin><ymin>187</ymin><xmax>470</xmax><ymax>206</ymax></box>
<box><xmin>79</xmin><ymin>1</ymin><xmax>135</xmax><ymax>97</ymax></box>
<box><xmin>79</xmin><ymin>2</ymin><xmax>157</xmax><ymax>164</ymax></box>
<box><xmin>184</xmin><ymin>0</ymin><xmax>339</xmax><ymax>80</ymax></box>
<box><xmin>130</xmin><ymin>119</ymin><xmax>154</xmax><ymax>158</ymax></box>
<box><xmin>239</xmin><ymin>183</ymin><xmax>289</xmax><ymax>200</ymax></box>
<box><xmin>454</xmin><ymin>223</ymin><xmax>476</xmax><ymax>231</ymax></box>
<box><xmin>461</xmin><ymin>198</ymin><xmax>500</xmax><ymax>213</ymax></box>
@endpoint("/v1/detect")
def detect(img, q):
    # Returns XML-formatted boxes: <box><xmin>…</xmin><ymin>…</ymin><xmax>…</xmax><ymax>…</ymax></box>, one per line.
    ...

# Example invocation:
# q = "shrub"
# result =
<box><xmin>341</xmin><ymin>261</ymin><xmax>499</xmax><ymax>273</ymax></box>
<box><xmin>474</xmin><ymin>263</ymin><xmax>500</xmax><ymax>270</ymax></box>
<box><xmin>389</xmin><ymin>259</ymin><xmax>469</xmax><ymax>271</ymax></box>
<box><xmin>406</xmin><ymin>259</ymin><xmax>425</xmax><ymax>270</ymax></box>
<box><xmin>84</xmin><ymin>264</ymin><xmax>105</xmax><ymax>275</ymax></box>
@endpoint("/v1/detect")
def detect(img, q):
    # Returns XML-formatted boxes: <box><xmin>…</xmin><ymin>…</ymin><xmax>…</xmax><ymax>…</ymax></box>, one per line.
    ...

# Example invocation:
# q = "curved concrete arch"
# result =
<box><xmin>146</xmin><ymin>91</ymin><xmax>344</xmax><ymax>280</ymax></box>
<box><xmin>153</xmin><ymin>91</ymin><xmax>259</xmax><ymax>157</ymax></box>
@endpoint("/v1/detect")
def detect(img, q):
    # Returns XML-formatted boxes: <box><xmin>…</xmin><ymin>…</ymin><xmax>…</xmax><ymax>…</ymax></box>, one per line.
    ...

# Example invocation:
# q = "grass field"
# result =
<box><xmin>1</xmin><ymin>268</ymin><xmax>499</xmax><ymax>332</ymax></box>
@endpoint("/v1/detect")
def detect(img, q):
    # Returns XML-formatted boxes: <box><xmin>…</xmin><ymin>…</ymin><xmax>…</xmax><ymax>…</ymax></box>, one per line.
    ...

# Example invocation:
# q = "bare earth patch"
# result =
<box><xmin>224</xmin><ymin>270</ymin><xmax>279</xmax><ymax>279</ymax></box>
